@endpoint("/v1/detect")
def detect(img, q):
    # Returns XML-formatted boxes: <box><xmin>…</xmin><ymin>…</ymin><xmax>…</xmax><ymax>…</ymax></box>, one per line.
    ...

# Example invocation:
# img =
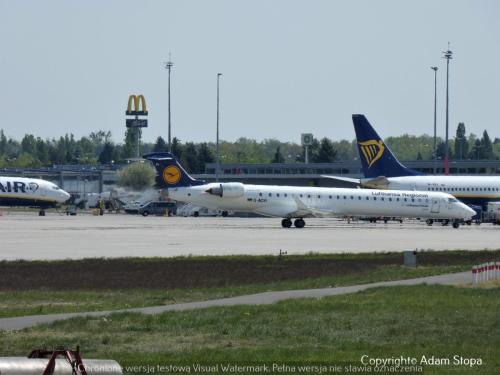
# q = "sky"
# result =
<box><xmin>0</xmin><ymin>0</ymin><xmax>499</xmax><ymax>144</ymax></box>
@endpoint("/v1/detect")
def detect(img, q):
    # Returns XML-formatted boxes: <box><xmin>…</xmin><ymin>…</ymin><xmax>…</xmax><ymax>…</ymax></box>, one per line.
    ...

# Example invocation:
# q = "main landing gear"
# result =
<box><xmin>426</xmin><ymin>218</ymin><xmax>461</xmax><ymax>228</ymax></box>
<box><xmin>281</xmin><ymin>218</ymin><xmax>305</xmax><ymax>228</ymax></box>
<box><xmin>39</xmin><ymin>209</ymin><xmax>46</xmax><ymax>216</ymax></box>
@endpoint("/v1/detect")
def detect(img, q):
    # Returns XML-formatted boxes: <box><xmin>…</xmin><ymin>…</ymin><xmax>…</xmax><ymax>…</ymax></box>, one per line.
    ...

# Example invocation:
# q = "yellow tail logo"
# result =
<box><xmin>358</xmin><ymin>140</ymin><xmax>385</xmax><ymax>168</ymax></box>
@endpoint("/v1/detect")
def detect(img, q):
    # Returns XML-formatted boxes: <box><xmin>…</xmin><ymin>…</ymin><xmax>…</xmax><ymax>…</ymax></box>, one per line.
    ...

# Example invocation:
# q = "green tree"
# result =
<box><xmin>35</xmin><ymin>138</ymin><xmax>50</xmax><ymax>165</ymax></box>
<box><xmin>471</xmin><ymin>139</ymin><xmax>482</xmax><ymax>160</ymax></box>
<box><xmin>480</xmin><ymin>130</ymin><xmax>493</xmax><ymax>159</ymax></box>
<box><xmin>198</xmin><ymin>142</ymin><xmax>214</xmax><ymax>172</ymax></box>
<box><xmin>181</xmin><ymin>142</ymin><xmax>199</xmax><ymax>173</ymax></box>
<box><xmin>271</xmin><ymin>146</ymin><xmax>285</xmax><ymax>163</ymax></box>
<box><xmin>314</xmin><ymin>138</ymin><xmax>337</xmax><ymax>162</ymax></box>
<box><xmin>123</xmin><ymin>128</ymin><xmax>141</xmax><ymax>158</ymax></box>
<box><xmin>454</xmin><ymin>122</ymin><xmax>468</xmax><ymax>160</ymax></box>
<box><xmin>0</xmin><ymin>130</ymin><xmax>7</xmax><ymax>155</ymax></box>
<box><xmin>171</xmin><ymin>137</ymin><xmax>183</xmax><ymax>159</ymax></box>
<box><xmin>21</xmin><ymin>134</ymin><xmax>37</xmax><ymax>155</ymax></box>
<box><xmin>99</xmin><ymin>142</ymin><xmax>115</xmax><ymax>164</ymax></box>
<box><xmin>153</xmin><ymin>136</ymin><xmax>168</xmax><ymax>152</ymax></box>
<box><xmin>117</xmin><ymin>162</ymin><xmax>156</xmax><ymax>191</ymax></box>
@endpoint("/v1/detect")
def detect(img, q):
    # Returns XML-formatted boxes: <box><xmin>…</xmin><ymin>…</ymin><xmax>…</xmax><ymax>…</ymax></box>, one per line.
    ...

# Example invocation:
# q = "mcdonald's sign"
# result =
<box><xmin>126</xmin><ymin>94</ymin><xmax>148</xmax><ymax>116</ymax></box>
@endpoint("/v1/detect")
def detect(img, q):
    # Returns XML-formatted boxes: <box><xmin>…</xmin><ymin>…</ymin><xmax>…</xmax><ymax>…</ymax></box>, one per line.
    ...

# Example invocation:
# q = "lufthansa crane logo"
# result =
<box><xmin>163</xmin><ymin>165</ymin><xmax>181</xmax><ymax>185</ymax></box>
<box><xmin>358</xmin><ymin>140</ymin><xmax>385</xmax><ymax>168</ymax></box>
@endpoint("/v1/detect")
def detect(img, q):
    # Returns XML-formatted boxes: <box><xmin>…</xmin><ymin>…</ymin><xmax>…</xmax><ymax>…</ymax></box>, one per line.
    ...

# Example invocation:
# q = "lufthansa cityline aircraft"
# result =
<box><xmin>324</xmin><ymin>115</ymin><xmax>500</xmax><ymax>210</ymax></box>
<box><xmin>144</xmin><ymin>152</ymin><xmax>474</xmax><ymax>229</ymax></box>
<box><xmin>0</xmin><ymin>176</ymin><xmax>70</xmax><ymax>215</ymax></box>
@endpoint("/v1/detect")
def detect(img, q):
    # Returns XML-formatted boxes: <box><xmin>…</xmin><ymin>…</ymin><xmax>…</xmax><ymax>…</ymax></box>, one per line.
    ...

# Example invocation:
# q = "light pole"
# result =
<box><xmin>443</xmin><ymin>46</ymin><xmax>453</xmax><ymax>175</ymax></box>
<box><xmin>431</xmin><ymin>66</ymin><xmax>438</xmax><ymax>174</ymax></box>
<box><xmin>164</xmin><ymin>56</ymin><xmax>174</xmax><ymax>152</ymax></box>
<box><xmin>216</xmin><ymin>73</ymin><xmax>222</xmax><ymax>182</ymax></box>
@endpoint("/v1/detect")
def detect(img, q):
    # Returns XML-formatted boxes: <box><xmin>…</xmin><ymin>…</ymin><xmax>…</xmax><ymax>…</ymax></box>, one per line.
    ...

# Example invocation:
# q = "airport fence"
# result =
<box><xmin>472</xmin><ymin>262</ymin><xmax>500</xmax><ymax>284</ymax></box>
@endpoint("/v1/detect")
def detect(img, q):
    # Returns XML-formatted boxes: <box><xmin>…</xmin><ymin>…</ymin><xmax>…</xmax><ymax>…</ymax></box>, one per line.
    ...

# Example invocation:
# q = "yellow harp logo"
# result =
<box><xmin>358</xmin><ymin>140</ymin><xmax>385</xmax><ymax>168</ymax></box>
<box><xmin>163</xmin><ymin>166</ymin><xmax>181</xmax><ymax>185</ymax></box>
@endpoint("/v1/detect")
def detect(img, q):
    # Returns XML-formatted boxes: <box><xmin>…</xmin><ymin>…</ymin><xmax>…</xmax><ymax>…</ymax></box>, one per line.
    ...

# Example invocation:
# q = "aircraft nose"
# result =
<box><xmin>61</xmin><ymin>191</ymin><xmax>71</xmax><ymax>202</ymax></box>
<box><xmin>462</xmin><ymin>204</ymin><xmax>476</xmax><ymax>218</ymax></box>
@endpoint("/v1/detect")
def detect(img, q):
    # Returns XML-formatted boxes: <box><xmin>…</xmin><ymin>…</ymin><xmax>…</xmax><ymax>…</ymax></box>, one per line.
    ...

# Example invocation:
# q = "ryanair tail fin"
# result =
<box><xmin>352</xmin><ymin>115</ymin><xmax>421</xmax><ymax>178</ymax></box>
<box><xmin>143</xmin><ymin>152</ymin><xmax>206</xmax><ymax>188</ymax></box>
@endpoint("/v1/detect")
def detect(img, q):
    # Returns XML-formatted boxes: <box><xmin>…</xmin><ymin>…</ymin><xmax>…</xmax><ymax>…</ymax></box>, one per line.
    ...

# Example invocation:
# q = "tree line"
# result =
<box><xmin>0</xmin><ymin>123</ymin><xmax>499</xmax><ymax>172</ymax></box>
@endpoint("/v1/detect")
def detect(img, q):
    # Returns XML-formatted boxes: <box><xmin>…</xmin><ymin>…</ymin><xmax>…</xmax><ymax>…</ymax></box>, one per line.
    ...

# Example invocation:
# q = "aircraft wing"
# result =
<box><xmin>320</xmin><ymin>175</ymin><xmax>361</xmax><ymax>185</ymax></box>
<box><xmin>359</xmin><ymin>176</ymin><xmax>390</xmax><ymax>189</ymax></box>
<box><xmin>321</xmin><ymin>175</ymin><xmax>390</xmax><ymax>189</ymax></box>
<box><xmin>289</xmin><ymin>195</ymin><xmax>334</xmax><ymax>218</ymax></box>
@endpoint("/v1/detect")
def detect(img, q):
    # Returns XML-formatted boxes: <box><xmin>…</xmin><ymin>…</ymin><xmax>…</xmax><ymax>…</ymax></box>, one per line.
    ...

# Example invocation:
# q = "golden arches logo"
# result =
<box><xmin>126</xmin><ymin>95</ymin><xmax>148</xmax><ymax>115</ymax></box>
<box><xmin>358</xmin><ymin>140</ymin><xmax>385</xmax><ymax>168</ymax></box>
<box><xmin>163</xmin><ymin>165</ymin><xmax>181</xmax><ymax>185</ymax></box>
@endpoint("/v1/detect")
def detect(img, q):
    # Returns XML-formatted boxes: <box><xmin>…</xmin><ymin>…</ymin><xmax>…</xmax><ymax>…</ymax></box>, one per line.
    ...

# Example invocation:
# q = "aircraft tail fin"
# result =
<box><xmin>143</xmin><ymin>152</ymin><xmax>205</xmax><ymax>188</ymax></box>
<box><xmin>352</xmin><ymin>114</ymin><xmax>422</xmax><ymax>178</ymax></box>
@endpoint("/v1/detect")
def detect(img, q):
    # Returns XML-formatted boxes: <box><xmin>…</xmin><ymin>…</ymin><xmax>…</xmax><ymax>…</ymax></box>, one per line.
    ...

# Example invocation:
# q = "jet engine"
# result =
<box><xmin>206</xmin><ymin>182</ymin><xmax>245</xmax><ymax>198</ymax></box>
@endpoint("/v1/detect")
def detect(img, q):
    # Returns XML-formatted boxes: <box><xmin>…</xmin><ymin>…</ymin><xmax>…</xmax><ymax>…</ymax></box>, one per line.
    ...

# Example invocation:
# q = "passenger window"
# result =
<box><xmin>307</xmin><ymin>194</ymin><xmax>311</xmax><ymax>198</ymax></box>
<box><xmin>366</xmin><ymin>197</ymin><xmax>369</xmax><ymax>200</ymax></box>
<box><xmin>373</xmin><ymin>197</ymin><xmax>377</xmax><ymax>201</ymax></box>
<box><xmin>343</xmin><ymin>196</ymin><xmax>347</xmax><ymax>200</ymax></box>
<box><xmin>269</xmin><ymin>193</ymin><xmax>272</xmax><ymax>197</ymax></box>
<box><xmin>300</xmin><ymin>194</ymin><xmax>303</xmax><ymax>198</ymax></box>
<box><xmin>259</xmin><ymin>193</ymin><xmax>262</xmax><ymax>197</ymax></box>
<box><xmin>284</xmin><ymin>193</ymin><xmax>287</xmax><ymax>197</ymax></box>
<box><xmin>350</xmin><ymin>196</ymin><xmax>354</xmax><ymax>200</ymax></box>
<box><xmin>388</xmin><ymin>198</ymin><xmax>392</xmax><ymax>201</ymax></box>
<box><xmin>318</xmin><ymin>195</ymin><xmax>321</xmax><ymax>198</ymax></box>
<box><xmin>277</xmin><ymin>193</ymin><xmax>280</xmax><ymax>197</ymax></box>
<box><xmin>358</xmin><ymin>196</ymin><xmax>361</xmax><ymax>200</ymax></box>
<box><xmin>329</xmin><ymin>195</ymin><xmax>332</xmax><ymax>199</ymax></box>
<box><xmin>337</xmin><ymin>195</ymin><xmax>340</xmax><ymax>199</ymax></box>
<box><xmin>381</xmin><ymin>197</ymin><xmax>384</xmax><ymax>201</ymax></box>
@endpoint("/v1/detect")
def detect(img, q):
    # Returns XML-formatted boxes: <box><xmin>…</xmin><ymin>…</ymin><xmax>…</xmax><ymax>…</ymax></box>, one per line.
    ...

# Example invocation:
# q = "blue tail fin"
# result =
<box><xmin>143</xmin><ymin>152</ymin><xmax>206</xmax><ymax>188</ymax></box>
<box><xmin>352</xmin><ymin>114</ymin><xmax>422</xmax><ymax>178</ymax></box>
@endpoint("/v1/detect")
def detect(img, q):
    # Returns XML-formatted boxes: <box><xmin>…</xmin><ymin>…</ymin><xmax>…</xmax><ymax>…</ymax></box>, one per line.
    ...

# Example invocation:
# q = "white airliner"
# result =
<box><xmin>0</xmin><ymin>176</ymin><xmax>70</xmax><ymax>215</ymax></box>
<box><xmin>144</xmin><ymin>152</ymin><xmax>475</xmax><ymax>229</ymax></box>
<box><xmin>324</xmin><ymin>115</ymin><xmax>500</xmax><ymax>221</ymax></box>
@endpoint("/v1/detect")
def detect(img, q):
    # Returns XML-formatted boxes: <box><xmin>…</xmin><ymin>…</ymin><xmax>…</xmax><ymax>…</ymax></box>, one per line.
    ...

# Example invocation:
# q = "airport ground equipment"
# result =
<box><xmin>0</xmin><ymin>347</ymin><xmax>122</xmax><ymax>375</ymax></box>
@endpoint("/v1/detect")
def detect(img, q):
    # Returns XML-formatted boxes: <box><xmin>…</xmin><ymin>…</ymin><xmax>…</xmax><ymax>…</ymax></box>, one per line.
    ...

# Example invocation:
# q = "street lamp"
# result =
<box><xmin>431</xmin><ymin>66</ymin><xmax>438</xmax><ymax>174</ymax></box>
<box><xmin>216</xmin><ymin>73</ymin><xmax>222</xmax><ymax>182</ymax></box>
<box><xmin>442</xmin><ymin>46</ymin><xmax>453</xmax><ymax>175</ymax></box>
<box><xmin>164</xmin><ymin>55</ymin><xmax>174</xmax><ymax>152</ymax></box>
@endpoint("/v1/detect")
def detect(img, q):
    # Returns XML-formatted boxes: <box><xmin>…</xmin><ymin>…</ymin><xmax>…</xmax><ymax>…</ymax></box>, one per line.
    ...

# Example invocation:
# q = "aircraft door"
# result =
<box><xmin>431</xmin><ymin>198</ymin><xmax>440</xmax><ymax>213</ymax></box>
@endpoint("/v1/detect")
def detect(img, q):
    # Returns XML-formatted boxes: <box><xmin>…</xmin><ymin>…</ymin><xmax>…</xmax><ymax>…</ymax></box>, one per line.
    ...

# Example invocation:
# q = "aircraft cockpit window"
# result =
<box><xmin>448</xmin><ymin>198</ymin><xmax>458</xmax><ymax>203</ymax></box>
<box><xmin>52</xmin><ymin>186</ymin><xmax>60</xmax><ymax>190</ymax></box>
